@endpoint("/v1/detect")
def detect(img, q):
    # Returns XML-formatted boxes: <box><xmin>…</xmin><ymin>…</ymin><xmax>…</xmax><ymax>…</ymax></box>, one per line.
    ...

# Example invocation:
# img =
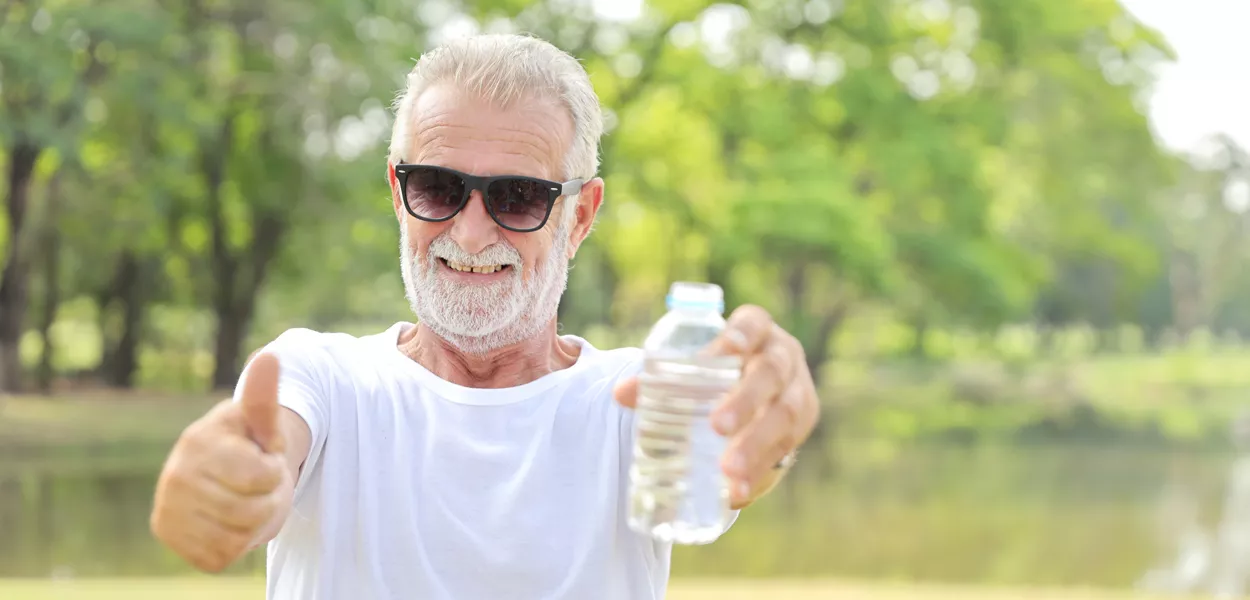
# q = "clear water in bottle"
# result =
<box><xmin>628</xmin><ymin>282</ymin><xmax>740</xmax><ymax>545</ymax></box>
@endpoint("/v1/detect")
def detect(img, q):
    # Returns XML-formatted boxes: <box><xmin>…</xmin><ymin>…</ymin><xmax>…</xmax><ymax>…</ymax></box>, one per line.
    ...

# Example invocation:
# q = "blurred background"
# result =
<box><xmin>2</xmin><ymin>0</ymin><xmax>1250</xmax><ymax>598</ymax></box>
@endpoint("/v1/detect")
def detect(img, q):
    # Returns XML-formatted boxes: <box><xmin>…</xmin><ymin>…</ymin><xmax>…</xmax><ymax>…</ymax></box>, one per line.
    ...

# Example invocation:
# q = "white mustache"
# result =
<box><xmin>427</xmin><ymin>235</ymin><xmax>521</xmax><ymax>268</ymax></box>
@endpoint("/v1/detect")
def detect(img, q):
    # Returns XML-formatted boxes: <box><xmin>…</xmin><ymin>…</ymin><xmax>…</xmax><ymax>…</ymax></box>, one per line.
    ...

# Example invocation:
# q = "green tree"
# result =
<box><xmin>0</xmin><ymin>0</ymin><xmax>167</xmax><ymax>391</ymax></box>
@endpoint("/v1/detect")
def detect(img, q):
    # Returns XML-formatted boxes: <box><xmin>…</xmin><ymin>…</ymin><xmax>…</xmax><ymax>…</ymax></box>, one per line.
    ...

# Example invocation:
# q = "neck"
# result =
<box><xmin>398</xmin><ymin>320</ymin><xmax>582</xmax><ymax>388</ymax></box>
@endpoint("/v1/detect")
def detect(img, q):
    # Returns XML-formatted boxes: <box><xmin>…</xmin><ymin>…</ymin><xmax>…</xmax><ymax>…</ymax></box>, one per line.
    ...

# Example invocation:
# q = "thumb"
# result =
<box><xmin>239</xmin><ymin>352</ymin><xmax>284</xmax><ymax>454</ymax></box>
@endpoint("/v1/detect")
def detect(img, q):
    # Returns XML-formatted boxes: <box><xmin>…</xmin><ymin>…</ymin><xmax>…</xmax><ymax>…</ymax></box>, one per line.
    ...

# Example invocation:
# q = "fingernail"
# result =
<box><xmin>727</xmin><ymin>451</ymin><xmax>747</xmax><ymax>476</ymax></box>
<box><xmin>714</xmin><ymin>411</ymin><xmax>737</xmax><ymax>434</ymax></box>
<box><xmin>735</xmin><ymin>480</ymin><xmax>751</xmax><ymax>500</ymax></box>
<box><xmin>724</xmin><ymin>329</ymin><xmax>749</xmax><ymax>353</ymax></box>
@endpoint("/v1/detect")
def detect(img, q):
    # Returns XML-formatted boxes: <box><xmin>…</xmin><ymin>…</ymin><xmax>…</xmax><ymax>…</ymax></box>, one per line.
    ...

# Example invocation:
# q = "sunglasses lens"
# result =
<box><xmin>405</xmin><ymin>167</ymin><xmax>465</xmax><ymax>220</ymax></box>
<box><xmin>486</xmin><ymin>179</ymin><xmax>553</xmax><ymax>231</ymax></box>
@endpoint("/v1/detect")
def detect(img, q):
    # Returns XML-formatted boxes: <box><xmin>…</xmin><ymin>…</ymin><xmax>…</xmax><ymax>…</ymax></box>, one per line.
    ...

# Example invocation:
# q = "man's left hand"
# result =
<box><xmin>613</xmin><ymin>304</ymin><xmax>821</xmax><ymax>509</ymax></box>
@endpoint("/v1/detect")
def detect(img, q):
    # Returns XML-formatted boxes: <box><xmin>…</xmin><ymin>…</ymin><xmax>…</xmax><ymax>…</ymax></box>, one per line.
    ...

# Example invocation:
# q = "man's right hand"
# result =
<box><xmin>150</xmin><ymin>353</ymin><xmax>300</xmax><ymax>572</ymax></box>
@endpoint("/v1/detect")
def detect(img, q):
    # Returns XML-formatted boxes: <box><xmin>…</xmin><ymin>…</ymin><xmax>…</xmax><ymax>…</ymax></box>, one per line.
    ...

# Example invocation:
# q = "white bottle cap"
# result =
<box><xmin>666</xmin><ymin>282</ymin><xmax>724</xmax><ymax>313</ymax></box>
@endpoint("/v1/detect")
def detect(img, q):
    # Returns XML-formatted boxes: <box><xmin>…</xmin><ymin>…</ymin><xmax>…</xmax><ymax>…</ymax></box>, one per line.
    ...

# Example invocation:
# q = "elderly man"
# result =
<box><xmin>150</xmin><ymin>33</ymin><xmax>820</xmax><ymax>599</ymax></box>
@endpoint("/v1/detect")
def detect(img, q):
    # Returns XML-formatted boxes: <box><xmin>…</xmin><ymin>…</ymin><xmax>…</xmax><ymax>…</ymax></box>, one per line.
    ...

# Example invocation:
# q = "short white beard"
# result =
<box><xmin>400</xmin><ymin>220</ymin><xmax>571</xmax><ymax>355</ymax></box>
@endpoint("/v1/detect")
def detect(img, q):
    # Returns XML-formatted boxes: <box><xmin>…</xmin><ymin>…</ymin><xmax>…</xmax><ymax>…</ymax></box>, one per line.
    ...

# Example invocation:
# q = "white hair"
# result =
<box><xmin>388</xmin><ymin>33</ymin><xmax>605</xmax><ymax>182</ymax></box>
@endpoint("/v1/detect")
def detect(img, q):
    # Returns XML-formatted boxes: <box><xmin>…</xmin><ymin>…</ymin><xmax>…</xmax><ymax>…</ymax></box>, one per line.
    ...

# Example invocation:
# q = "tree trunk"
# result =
<box><xmin>34</xmin><ymin>177</ymin><xmax>62</xmax><ymax>393</ymax></box>
<box><xmin>211</xmin><ymin>300</ymin><xmax>250</xmax><ymax>390</ymax></box>
<box><xmin>806</xmin><ymin>306</ymin><xmax>848</xmax><ymax>386</ymax></box>
<box><xmin>210</xmin><ymin>213</ymin><xmax>285</xmax><ymax>390</ymax></box>
<box><xmin>0</xmin><ymin>141</ymin><xmax>43</xmax><ymax>393</ymax></box>
<box><xmin>910</xmin><ymin>314</ymin><xmax>930</xmax><ymax>359</ymax></box>
<box><xmin>802</xmin><ymin>303</ymin><xmax>848</xmax><ymax>479</ymax></box>
<box><xmin>1169</xmin><ymin>250</ymin><xmax>1201</xmax><ymax>342</ymax></box>
<box><xmin>207</xmin><ymin>207</ymin><xmax>241</xmax><ymax>391</ymax></box>
<box><xmin>100</xmin><ymin>252</ymin><xmax>147</xmax><ymax>388</ymax></box>
<box><xmin>783</xmin><ymin>263</ymin><xmax>847</xmax><ymax>480</ymax></box>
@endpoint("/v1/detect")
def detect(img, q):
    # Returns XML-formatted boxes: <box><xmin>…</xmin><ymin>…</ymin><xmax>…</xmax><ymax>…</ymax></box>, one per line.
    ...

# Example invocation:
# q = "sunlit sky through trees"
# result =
<box><xmin>586</xmin><ymin>0</ymin><xmax>1250</xmax><ymax>155</ymax></box>
<box><xmin>1120</xmin><ymin>0</ymin><xmax>1249</xmax><ymax>152</ymax></box>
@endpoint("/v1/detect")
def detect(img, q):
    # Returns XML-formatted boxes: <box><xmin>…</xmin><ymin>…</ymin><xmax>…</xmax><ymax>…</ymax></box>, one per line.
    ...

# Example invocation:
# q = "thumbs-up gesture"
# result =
<box><xmin>150</xmin><ymin>353</ymin><xmax>295</xmax><ymax>572</ymax></box>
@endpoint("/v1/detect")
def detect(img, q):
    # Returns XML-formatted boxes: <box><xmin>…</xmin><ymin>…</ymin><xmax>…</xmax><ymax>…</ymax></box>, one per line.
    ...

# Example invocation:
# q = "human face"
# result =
<box><xmin>388</xmin><ymin>85</ymin><xmax>603</xmax><ymax>353</ymax></box>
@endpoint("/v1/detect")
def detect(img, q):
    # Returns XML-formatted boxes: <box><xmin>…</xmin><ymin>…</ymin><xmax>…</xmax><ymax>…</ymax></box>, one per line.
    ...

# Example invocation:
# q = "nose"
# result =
<box><xmin>448</xmin><ymin>190</ymin><xmax>502</xmax><ymax>255</ymax></box>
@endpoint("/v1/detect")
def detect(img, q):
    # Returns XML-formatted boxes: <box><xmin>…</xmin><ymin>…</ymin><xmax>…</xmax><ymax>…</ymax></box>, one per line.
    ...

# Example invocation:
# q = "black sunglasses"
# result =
<box><xmin>394</xmin><ymin>164</ymin><xmax>584</xmax><ymax>233</ymax></box>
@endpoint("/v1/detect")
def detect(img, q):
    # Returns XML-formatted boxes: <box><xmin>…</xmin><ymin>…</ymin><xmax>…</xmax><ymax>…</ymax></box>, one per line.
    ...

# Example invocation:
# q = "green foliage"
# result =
<box><xmin>0</xmin><ymin>0</ymin><xmax>1237</xmax><ymax>396</ymax></box>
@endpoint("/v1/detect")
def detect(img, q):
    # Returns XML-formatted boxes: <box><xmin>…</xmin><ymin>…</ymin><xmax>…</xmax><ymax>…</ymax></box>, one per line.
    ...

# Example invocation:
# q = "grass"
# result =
<box><xmin>0</xmin><ymin>578</ymin><xmax>1191</xmax><ymax>600</ymax></box>
<box><xmin>0</xmin><ymin>394</ymin><xmax>216</xmax><ymax>449</ymax></box>
<box><xmin>0</xmin><ymin>394</ymin><xmax>218</xmax><ymax>477</ymax></box>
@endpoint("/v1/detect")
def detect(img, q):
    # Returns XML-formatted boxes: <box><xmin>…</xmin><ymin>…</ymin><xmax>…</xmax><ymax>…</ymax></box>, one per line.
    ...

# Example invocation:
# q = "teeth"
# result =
<box><xmin>445</xmin><ymin>260</ymin><xmax>503</xmax><ymax>274</ymax></box>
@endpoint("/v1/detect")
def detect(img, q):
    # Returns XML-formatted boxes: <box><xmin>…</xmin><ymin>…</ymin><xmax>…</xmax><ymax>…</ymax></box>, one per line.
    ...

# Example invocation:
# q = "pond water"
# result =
<box><xmin>0</xmin><ymin>442</ymin><xmax>1236</xmax><ymax>588</ymax></box>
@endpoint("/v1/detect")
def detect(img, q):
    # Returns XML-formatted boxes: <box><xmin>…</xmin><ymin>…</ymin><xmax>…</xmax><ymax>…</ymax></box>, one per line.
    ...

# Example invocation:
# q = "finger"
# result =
<box><xmin>157</xmin><ymin>461</ymin><xmax>252</xmax><ymax>534</ymax></box>
<box><xmin>711</xmin><ymin>331</ymin><xmax>796</xmax><ymax>436</ymax></box>
<box><xmin>199</xmin><ymin>436</ymin><xmax>286</xmax><ymax>496</ymax></box>
<box><xmin>187</xmin><ymin>509</ymin><xmax>254</xmax><ymax>573</ymax></box>
<box><xmin>239</xmin><ymin>352</ymin><xmax>283</xmax><ymax>454</ymax></box>
<box><xmin>613</xmin><ymin>376</ymin><xmax>639</xmax><ymax>409</ymax></box>
<box><xmin>159</xmin><ymin>505</ymin><xmax>251</xmax><ymax>573</ymax></box>
<box><xmin>707</xmin><ymin>304</ymin><xmax>774</xmax><ymax>356</ymax></box>
<box><xmin>196</xmin><ymin>478</ymin><xmax>280</xmax><ymax>533</ymax></box>
<box><xmin>722</xmin><ymin>402</ymin><xmax>795</xmax><ymax>481</ymax></box>
<box><xmin>722</xmin><ymin>389</ymin><xmax>804</xmax><ymax>490</ymax></box>
<box><xmin>164</xmin><ymin>509</ymin><xmax>224</xmax><ymax>570</ymax></box>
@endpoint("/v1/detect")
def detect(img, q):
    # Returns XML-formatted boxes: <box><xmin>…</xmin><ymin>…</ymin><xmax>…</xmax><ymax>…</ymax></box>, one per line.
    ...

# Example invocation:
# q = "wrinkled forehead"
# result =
<box><xmin>403</xmin><ymin>85</ymin><xmax>574</xmax><ymax>181</ymax></box>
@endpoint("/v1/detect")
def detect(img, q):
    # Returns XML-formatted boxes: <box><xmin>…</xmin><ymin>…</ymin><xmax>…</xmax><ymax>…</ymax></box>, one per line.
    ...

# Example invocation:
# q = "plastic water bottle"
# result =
<box><xmin>628</xmin><ymin>282</ymin><xmax>741</xmax><ymax>545</ymax></box>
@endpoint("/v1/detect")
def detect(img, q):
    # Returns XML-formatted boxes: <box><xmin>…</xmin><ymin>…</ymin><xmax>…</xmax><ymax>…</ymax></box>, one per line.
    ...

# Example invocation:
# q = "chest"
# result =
<box><xmin>317</xmin><ymin>384</ymin><xmax>631</xmax><ymax>540</ymax></box>
<box><xmin>267</xmin><ymin>342</ymin><xmax>667</xmax><ymax>598</ymax></box>
<box><xmin>353</xmin><ymin>385</ymin><xmax>619</xmax><ymax>471</ymax></box>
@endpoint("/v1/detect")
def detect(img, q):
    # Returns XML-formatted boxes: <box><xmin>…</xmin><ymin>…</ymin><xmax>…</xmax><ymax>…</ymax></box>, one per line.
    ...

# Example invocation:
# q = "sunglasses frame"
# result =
<box><xmin>394</xmin><ymin>163</ymin><xmax>585</xmax><ymax>233</ymax></box>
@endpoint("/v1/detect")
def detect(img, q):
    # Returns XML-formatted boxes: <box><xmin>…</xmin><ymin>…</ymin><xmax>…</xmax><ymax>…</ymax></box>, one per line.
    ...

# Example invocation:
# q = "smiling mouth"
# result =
<box><xmin>438</xmin><ymin>258</ymin><xmax>512</xmax><ymax>274</ymax></box>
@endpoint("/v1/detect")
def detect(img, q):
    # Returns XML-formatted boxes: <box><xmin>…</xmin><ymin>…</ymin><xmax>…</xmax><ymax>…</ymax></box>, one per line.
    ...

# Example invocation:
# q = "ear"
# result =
<box><xmin>388</xmin><ymin>161</ymin><xmax>404</xmax><ymax>222</ymax></box>
<box><xmin>566</xmin><ymin>177</ymin><xmax>604</xmax><ymax>259</ymax></box>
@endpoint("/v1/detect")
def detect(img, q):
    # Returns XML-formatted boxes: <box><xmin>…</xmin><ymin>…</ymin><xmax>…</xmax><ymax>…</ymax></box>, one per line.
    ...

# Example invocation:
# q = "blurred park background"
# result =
<box><xmin>3</xmin><ymin>0</ymin><xmax>1250</xmax><ymax>597</ymax></box>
